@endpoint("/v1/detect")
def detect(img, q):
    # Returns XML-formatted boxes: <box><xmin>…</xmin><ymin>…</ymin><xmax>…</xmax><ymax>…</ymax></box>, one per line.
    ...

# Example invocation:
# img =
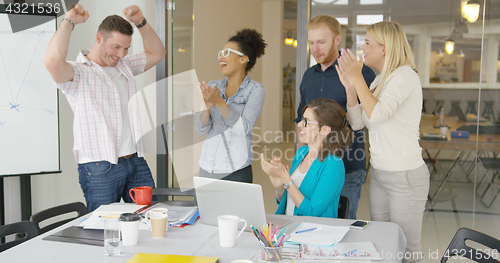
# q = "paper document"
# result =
<box><xmin>282</xmin><ymin>242</ymin><xmax>382</xmax><ymax>260</ymax></box>
<box><xmin>92</xmin><ymin>203</ymin><xmax>145</xmax><ymax>216</ymax></box>
<box><xmin>286</xmin><ymin>222</ymin><xmax>349</xmax><ymax>246</ymax></box>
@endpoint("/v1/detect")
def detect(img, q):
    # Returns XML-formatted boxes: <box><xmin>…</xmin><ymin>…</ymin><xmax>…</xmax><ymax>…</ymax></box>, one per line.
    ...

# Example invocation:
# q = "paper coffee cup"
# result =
<box><xmin>149</xmin><ymin>213</ymin><xmax>168</xmax><ymax>239</ymax></box>
<box><xmin>119</xmin><ymin>213</ymin><xmax>141</xmax><ymax>246</ymax></box>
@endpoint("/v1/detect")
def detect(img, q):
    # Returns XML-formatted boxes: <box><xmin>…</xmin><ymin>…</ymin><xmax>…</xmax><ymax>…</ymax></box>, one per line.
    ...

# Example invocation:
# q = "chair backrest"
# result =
<box><xmin>152</xmin><ymin>188</ymin><xmax>197</xmax><ymax>206</ymax></box>
<box><xmin>0</xmin><ymin>221</ymin><xmax>38</xmax><ymax>252</ymax></box>
<box><xmin>441</xmin><ymin>227</ymin><xmax>500</xmax><ymax>263</ymax></box>
<box><xmin>338</xmin><ymin>195</ymin><xmax>350</xmax><ymax>219</ymax></box>
<box><xmin>30</xmin><ymin>201</ymin><xmax>88</xmax><ymax>234</ymax></box>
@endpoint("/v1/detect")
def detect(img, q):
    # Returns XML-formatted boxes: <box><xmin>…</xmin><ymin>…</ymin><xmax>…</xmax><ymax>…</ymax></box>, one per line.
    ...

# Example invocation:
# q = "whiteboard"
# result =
<box><xmin>0</xmin><ymin>13</ymin><xmax>59</xmax><ymax>175</ymax></box>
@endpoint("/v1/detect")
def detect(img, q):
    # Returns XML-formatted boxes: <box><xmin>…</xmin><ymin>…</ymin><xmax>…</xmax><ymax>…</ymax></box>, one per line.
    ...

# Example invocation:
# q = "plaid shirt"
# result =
<box><xmin>56</xmin><ymin>50</ymin><xmax>147</xmax><ymax>164</ymax></box>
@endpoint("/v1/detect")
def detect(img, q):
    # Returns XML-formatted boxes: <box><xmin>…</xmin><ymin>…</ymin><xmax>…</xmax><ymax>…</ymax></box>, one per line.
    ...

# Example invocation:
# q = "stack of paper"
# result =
<box><xmin>127</xmin><ymin>253</ymin><xmax>219</xmax><ymax>263</ymax></box>
<box><xmin>285</xmin><ymin>222</ymin><xmax>349</xmax><ymax>246</ymax></box>
<box><xmin>135</xmin><ymin>203</ymin><xmax>199</xmax><ymax>227</ymax></box>
<box><xmin>92</xmin><ymin>203</ymin><xmax>146</xmax><ymax>217</ymax></box>
<box><xmin>282</xmin><ymin>242</ymin><xmax>382</xmax><ymax>260</ymax></box>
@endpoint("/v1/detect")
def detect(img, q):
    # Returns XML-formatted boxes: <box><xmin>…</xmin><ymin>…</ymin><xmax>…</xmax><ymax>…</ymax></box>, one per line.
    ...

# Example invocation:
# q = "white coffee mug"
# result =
<box><xmin>145</xmin><ymin>208</ymin><xmax>169</xmax><ymax>233</ymax></box>
<box><xmin>217</xmin><ymin>215</ymin><xmax>247</xmax><ymax>248</ymax></box>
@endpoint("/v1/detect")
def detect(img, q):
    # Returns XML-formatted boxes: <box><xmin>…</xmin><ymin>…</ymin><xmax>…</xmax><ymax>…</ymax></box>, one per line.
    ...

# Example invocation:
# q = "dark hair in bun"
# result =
<box><xmin>228</xmin><ymin>28</ymin><xmax>267</xmax><ymax>72</ymax></box>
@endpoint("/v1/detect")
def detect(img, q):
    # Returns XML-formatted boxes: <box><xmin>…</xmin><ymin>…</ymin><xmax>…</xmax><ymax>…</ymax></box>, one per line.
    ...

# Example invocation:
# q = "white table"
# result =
<box><xmin>0</xmin><ymin>214</ymin><xmax>406</xmax><ymax>262</ymax></box>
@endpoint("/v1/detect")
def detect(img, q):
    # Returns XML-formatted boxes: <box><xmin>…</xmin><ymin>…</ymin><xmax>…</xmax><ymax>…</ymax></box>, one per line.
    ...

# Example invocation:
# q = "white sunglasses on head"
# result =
<box><xmin>218</xmin><ymin>48</ymin><xmax>246</xmax><ymax>59</ymax></box>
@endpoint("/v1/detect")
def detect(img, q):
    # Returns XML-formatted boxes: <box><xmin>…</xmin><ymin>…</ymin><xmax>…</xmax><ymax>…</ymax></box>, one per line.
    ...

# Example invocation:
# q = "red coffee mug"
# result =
<box><xmin>129</xmin><ymin>186</ymin><xmax>152</xmax><ymax>205</ymax></box>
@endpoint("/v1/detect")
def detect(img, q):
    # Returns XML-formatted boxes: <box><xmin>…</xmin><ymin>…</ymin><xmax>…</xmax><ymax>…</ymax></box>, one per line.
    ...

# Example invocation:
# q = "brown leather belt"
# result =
<box><xmin>120</xmin><ymin>153</ymin><xmax>135</xmax><ymax>159</ymax></box>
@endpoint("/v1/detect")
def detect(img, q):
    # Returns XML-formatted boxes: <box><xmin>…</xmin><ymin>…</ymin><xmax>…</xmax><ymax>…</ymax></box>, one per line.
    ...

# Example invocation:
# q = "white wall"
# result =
<box><xmin>5</xmin><ymin>0</ymin><xmax>159</xmax><ymax>222</ymax></box>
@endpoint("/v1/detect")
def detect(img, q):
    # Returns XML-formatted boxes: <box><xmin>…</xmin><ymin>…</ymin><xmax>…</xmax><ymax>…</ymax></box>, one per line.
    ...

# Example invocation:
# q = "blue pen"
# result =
<box><xmin>295</xmin><ymin>227</ymin><xmax>322</xmax><ymax>234</ymax></box>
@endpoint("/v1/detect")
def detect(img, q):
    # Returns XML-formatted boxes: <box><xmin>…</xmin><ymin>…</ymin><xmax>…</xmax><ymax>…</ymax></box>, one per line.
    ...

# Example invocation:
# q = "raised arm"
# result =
<box><xmin>44</xmin><ymin>4</ymin><xmax>88</xmax><ymax>83</ymax></box>
<box><xmin>123</xmin><ymin>5</ymin><xmax>166</xmax><ymax>71</ymax></box>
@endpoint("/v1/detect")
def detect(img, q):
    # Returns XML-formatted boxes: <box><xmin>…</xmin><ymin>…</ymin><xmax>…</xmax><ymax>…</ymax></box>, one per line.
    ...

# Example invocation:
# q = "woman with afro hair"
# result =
<box><xmin>196</xmin><ymin>28</ymin><xmax>267</xmax><ymax>183</ymax></box>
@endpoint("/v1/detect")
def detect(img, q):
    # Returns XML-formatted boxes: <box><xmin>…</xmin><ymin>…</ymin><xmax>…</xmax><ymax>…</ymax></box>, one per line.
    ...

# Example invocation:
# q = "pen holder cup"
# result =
<box><xmin>259</xmin><ymin>245</ymin><xmax>282</xmax><ymax>262</ymax></box>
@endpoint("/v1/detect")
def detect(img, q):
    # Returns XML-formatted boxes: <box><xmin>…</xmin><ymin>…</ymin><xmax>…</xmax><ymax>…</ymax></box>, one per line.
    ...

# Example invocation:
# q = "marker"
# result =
<box><xmin>295</xmin><ymin>227</ymin><xmax>322</xmax><ymax>234</ymax></box>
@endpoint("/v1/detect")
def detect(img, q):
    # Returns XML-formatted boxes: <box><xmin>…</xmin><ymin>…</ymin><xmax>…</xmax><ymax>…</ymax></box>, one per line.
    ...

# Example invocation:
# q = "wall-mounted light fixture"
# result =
<box><xmin>458</xmin><ymin>50</ymin><xmax>465</xmax><ymax>57</ymax></box>
<box><xmin>285</xmin><ymin>31</ymin><xmax>294</xmax><ymax>46</ymax></box>
<box><xmin>437</xmin><ymin>49</ymin><xmax>444</xmax><ymax>56</ymax></box>
<box><xmin>294</xmin><ymin>39</ymin><xmax>297</xmax><ymax>48</ymax></box>
<box><xmin>178</xmin><ymin>44</ymin><xmax>186</xmax><ymax>53</ymax></box>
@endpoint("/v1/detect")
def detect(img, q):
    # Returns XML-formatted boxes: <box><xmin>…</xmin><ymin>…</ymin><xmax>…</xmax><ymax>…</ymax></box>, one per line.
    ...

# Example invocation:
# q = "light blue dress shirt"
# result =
<box><xmin>195</xmin><ymin>75</ymin><xmax>265</xmax><ymax>174</ymax></box>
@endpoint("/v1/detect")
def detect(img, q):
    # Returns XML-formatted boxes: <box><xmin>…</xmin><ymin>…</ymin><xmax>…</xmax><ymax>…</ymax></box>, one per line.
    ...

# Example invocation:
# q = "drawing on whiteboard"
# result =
<box><xmin>0</xmin><ymin>30</ymin><xmax>54</xmax><ymax>116</ymax></box>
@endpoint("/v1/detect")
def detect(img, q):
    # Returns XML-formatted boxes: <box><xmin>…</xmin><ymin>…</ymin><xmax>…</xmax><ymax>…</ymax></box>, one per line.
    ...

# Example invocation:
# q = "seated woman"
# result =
<box><xmin>261</xmin><ymin>98</ymin><xmax>352</xmax><ymax>218</ymax></box>
<box><xmin>195</xmin><ymin>29</ymin><xmax>267</xmax><ymax>183</ymax></box>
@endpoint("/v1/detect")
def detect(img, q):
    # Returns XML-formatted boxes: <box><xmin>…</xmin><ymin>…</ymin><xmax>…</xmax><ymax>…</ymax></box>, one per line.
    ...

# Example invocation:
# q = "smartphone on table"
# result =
<box><xmin>349</xmin><ymin>220</ymin><xmax>371</xmax><ymax>229</ymax></box>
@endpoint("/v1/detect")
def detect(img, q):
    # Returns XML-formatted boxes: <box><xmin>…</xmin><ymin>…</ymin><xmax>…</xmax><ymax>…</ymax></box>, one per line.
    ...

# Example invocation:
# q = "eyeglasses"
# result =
<box><xmin>218</xmin><ymin>48</ymin><xmax>245</xmax><ymax>59</ymax></box>
<box><xmin>301</xmin><ymin>118</ymin><xmax>319</xmax><ymax>127</ymax></box>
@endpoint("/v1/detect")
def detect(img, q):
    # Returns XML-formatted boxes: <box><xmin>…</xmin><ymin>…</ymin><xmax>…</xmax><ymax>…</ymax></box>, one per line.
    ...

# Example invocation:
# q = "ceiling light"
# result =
<box><xmin>178</xmin><ymin>44</ymin><xmax>185</xmax><ymax>53</ymax></box>
<box><xmin>294</xmin><ymin>39</ymin><xmax>297</xmax><ymax>48</ymax></box>
<box><xmin>460</xmin><ymin>0</ymin><xmax>468</xmax><ymax>19</ymax></box>
<box><xmin>465</xmin><ymin>0</ymin><xmax>480</xmax><ymax>23</ymax></box>
<box><xmin>445</xmin><ymin>37</ymin><xmax>455</xmax><ymax>55</ymax></box>
<box><xmin>285</xmin><ymin>31</ymin><xmax>294</xmax><ymax>46</ymax></box>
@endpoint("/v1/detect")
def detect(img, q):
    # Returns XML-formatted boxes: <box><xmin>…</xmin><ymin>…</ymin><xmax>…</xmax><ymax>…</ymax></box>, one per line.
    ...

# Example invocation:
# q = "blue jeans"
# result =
<box><xmin>78</xmin><ymin>154</ymin><xmax>156</xmax><ymax>212</ymax></box>
<box><xmin>340</xmin><ymin>169</ymin><xmax>367</xmax><ymax>219</ymax></box>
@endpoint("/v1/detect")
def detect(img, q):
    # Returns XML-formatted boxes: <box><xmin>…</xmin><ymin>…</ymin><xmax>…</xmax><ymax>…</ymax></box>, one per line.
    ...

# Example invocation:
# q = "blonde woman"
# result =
<box><xmin>336</xmin><ymin>21</ymin><xmax>429</xmax><ymax>263</ymax></box>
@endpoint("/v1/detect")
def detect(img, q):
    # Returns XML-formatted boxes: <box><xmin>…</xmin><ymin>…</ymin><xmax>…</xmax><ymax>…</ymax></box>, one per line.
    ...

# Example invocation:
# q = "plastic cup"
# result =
<box><xmin>259</xmin><ymin>245</ymin><xmax>282</xmax><ymax>262</ymax></box>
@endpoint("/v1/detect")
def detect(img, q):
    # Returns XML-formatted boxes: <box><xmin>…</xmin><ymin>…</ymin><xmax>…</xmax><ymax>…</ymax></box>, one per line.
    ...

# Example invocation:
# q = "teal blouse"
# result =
<box><xmin>275</xmin><ymin>145</ymin><xmax>345</xmax><ymax>218</ymax></box>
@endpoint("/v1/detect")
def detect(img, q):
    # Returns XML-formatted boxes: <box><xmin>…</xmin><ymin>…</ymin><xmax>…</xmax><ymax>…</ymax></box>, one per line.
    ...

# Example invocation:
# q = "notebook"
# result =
<box><xmin>127</xmin><ymin>253</ymin><xmax>219</xmax><ymax>263</ymax></box>
<box><xmin>193</xmin><ymin>177</ymin><xmax>291</xmax><ymax>231</ymax></box>
<box><xmin>43</xmin><ymin>226</ymin><xmax>103</xmax><ymax>246</ymax></box>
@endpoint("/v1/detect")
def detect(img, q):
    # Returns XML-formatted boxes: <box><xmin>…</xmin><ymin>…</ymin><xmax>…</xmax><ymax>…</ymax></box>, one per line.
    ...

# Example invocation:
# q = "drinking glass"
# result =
<box><xmin>104</xmin><ymin>218</ymin><xmax>121</xmax><ymax>256</ymax></box>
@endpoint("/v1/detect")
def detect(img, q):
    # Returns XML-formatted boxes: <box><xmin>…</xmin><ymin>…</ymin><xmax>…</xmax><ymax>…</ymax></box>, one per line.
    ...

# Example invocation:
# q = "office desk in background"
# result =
<box><xmin>419</xmin><ymin>115</ymin><xmax>500</xmax><ymax>203</ymax></box>
<box><xmin>0</xmin><ymin>214</ymin><xmax>406</xmax><ymax>263</ymax></box>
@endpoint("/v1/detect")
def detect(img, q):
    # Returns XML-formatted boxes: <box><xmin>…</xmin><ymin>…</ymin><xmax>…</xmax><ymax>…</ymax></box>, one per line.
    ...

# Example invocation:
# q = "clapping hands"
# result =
<box><xmin>198</xmin><ymin>81</ymin><xmax>224</xmax><ymax>109</ymax></box>
<box><xmin>261</xmin><ymin>154</ymin><xmax>290</xmax><ymax>189</ymax></box>
<box><xmin>335</xmin><ymin>48</ymin><xmax>364</xmax><ymax>92</ymax></box>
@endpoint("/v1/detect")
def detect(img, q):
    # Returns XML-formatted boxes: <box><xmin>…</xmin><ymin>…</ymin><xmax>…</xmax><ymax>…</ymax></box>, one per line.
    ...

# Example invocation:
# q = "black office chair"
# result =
<box><xmin>30</xmin><ymin>201</ymin><xmax>88</xmax><ymax>234</ymax></box>
<box><xmin>441</xmin><ymin>227</ymin><xmax>500</xmax><ymax>263</ymax></box>
<box><xmin>0</xmin><ymin>221</ymin><xmax>38</xmax><ymax>252</ymax></box>
<box><xmin>152</xmin><ymin>188</ymin><xmax>197</xmax><ymax>206</ymax></box>
<box><xmin>338</xmin><ymin>195</ymin><xmax>350</xmax><ymax>219</ymax></box>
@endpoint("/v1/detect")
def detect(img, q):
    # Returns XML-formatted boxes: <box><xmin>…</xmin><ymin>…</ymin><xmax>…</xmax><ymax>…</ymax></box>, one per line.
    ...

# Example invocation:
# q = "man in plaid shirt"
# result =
<box><xmin>44</xmin><ymin>4</ymin><xmax>166</xmax><ymax>212</ymax></box>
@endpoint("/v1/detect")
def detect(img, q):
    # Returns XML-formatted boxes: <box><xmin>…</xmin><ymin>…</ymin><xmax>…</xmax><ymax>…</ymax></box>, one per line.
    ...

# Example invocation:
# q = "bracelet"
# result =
<box><xmin>62</xmin><ymin>18</ymin><xmax>75</xmax><ymax>30</ymax></box>
<box><xmin>136</xmin><ymin>17</ymin><xmax>147</xmax><ymax>28</ymax></box>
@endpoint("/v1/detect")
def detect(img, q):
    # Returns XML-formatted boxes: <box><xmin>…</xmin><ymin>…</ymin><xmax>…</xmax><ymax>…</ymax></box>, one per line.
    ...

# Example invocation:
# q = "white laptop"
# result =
<box><xmin>193</xmin><ymin>177</ymin><xmax>292</xmax><ymax>231</ymax></box>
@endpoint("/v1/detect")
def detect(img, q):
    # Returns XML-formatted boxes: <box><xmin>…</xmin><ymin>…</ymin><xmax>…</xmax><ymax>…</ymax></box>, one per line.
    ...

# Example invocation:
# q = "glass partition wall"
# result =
<box><xmin>305</xmin><ymin>0</ymin><xmax>500</xmax><ymax>259</ymax></box>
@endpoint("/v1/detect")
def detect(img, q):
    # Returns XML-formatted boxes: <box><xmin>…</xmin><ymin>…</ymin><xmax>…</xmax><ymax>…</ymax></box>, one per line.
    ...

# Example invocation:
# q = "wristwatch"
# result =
<box><xmin>283</xmin><ymin>180</ymin><xmax>294</xmax><ymax>190</ymax></box>
<box><xmin>136</xmin><ymin>18</ymin><xmax>147</xmax><ymax>28</ymax></box>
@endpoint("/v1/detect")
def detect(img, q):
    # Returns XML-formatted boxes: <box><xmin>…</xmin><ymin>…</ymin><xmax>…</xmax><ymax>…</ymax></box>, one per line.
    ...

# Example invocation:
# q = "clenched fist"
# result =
<box><xmin>122</xmin><ymin>5</ymin><xmax>144</xmax><ymax>25</ymax></box>
<box><xmin>65</xmin><ymin>3</ymin><xmax>89</xmax><ymax>25</ymax></box>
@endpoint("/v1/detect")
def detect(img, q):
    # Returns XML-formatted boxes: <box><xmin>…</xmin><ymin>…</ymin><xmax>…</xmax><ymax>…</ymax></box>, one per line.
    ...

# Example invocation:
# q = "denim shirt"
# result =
<box><xmin>195</xmin><ymin>75</ymin><xmax>265</xmax><ymax>173</ymax></box>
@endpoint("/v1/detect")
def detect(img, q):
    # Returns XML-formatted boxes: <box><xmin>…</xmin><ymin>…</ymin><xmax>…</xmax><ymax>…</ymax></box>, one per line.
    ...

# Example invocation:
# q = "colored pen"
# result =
<box><xmin>278</xmin><ymin>234</ymin><xmax>286</xmax><ymax>247</ymax></box>
<box><xmin>295</xmin><ymin>227</ymin><xmax>322</xmax><ymax>234</ymax></box>
<box><xmin>98</xmin><ymin>215</ymin><xmax>120</xmax><ymax>218</ymax></box>
<box><xmin>277</xmin><ymin>226</ymin><xmax>288</xmax><ymax>240</ymax></box>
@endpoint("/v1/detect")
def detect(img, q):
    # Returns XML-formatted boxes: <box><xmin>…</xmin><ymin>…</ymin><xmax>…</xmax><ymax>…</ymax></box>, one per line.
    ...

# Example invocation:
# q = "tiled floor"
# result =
<box><xmin>251</xmin><ymin>114</ymin><xmax>500</xmax><ymax>262</ymax></box>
